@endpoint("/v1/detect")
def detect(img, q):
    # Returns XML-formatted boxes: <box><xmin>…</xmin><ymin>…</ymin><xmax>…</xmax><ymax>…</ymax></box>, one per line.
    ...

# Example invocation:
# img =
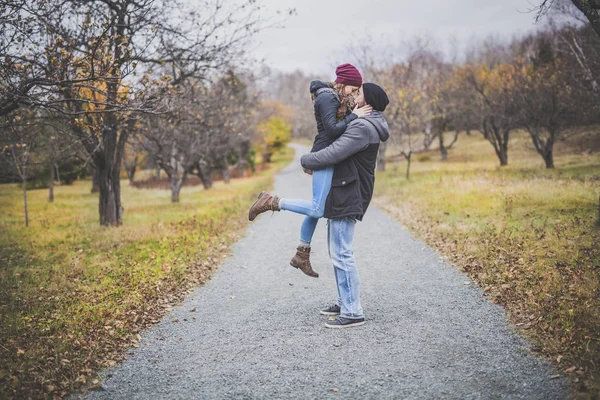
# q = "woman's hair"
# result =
<box><xmin>331</xmin><ymin>83</ymin><xmax>356</xmax><ymax>122</ymax></box>
<box><xmin>312</xmin><ymin>82</ymin><xmax>356</xmax><ymax>122</ymax></box>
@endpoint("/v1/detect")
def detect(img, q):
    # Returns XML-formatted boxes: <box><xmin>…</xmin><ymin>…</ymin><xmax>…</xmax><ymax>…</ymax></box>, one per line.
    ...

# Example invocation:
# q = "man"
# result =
<box><xmin>300</xmin><ymin>83</ymin><xmax>390</xmax><ymax>328</ymax></box>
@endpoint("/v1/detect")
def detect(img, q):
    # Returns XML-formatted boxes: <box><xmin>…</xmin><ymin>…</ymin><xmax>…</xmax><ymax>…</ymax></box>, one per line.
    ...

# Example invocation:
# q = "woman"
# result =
<box><xmin>248</xmin><ymin>63</ymin><xmax>372</xmax><ymax>278</ymax></box>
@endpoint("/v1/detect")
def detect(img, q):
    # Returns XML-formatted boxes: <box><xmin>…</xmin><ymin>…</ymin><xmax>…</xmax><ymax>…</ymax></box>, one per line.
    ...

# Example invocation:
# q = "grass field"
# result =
<box><xmin>374</xmin><ymin>129</ymin><xmax>600</xmax><ymax>398</ymax></box>
<box><xmin>0</xmin><ymin>147</ymin><xmax>293</xmax><ymax>399</ymax></box>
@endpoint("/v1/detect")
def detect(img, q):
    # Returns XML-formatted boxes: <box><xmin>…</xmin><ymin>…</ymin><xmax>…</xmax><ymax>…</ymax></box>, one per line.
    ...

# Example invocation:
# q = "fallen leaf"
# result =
<box><xmin>333</xmin><ymin>343</ymin><xmax>344</xmax><ymax>347</ymax></box>
<box><xmin>550</xmin><ymin>374</ymin><xmax>561</xmax><ymax>379</ymax></box>
<box><xmin>331</xmin><ymin>388</ymin><xmax>340</xmax><ymax>392</ymax></box>
<box><xmin>557</xmin><ymin>355</ymin><xmax>563</xmax><ymax>363</ymax></box>
<box><xmin>564</xmin><ymin>366</ymin><xmax>577</xmax><ymax>373</ymax></box>
<box><xmin>16</xmin><ymin>348</ymin><xmax>25</xmax><ymax>355</ymax></box>
<box><xmin>229</xmin><ymin>296</ymin><xmax>236</xmax><ymax>300</ymax></box>
<box><xmin>190</xmin><ymin>307</ymin><xmax>196</xmax><ymax>312</ymax></box>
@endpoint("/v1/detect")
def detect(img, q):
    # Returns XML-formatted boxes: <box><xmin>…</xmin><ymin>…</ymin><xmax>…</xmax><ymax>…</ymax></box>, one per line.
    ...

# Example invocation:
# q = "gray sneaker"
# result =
<box><xmin>319</xmin><ymin>304</ymin><xmax>341</xmax><ymax>316</ymax></box>
<box><xmin>325</xmin><ymin>316</ymin><xmax>365</xmax><ymax>329</ymax></box>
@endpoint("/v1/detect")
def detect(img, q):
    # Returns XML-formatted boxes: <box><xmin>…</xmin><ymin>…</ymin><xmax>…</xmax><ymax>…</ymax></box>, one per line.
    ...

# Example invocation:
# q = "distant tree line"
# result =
<box><xmin>269</xmin><ymin>1</ymin><xmax>600</xmax><ymax>178</ymax></box>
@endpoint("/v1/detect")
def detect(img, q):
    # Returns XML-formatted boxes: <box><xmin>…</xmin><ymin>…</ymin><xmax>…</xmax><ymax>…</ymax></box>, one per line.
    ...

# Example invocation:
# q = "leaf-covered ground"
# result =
<box><xmin>375</xmin><ymin>129</ymin><xmax>600</xmax><ymax>399</ymax></box>
<box><xmin>0</xmin><ymin>148</ymin><xmax>293</xmax><ymax>399</ymax></box>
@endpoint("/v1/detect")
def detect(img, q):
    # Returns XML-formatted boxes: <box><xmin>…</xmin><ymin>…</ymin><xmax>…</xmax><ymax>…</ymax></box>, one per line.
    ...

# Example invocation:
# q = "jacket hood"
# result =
<box><xmin>364</xmin><ymin>111</ymin><xmax>390</xmax><ymax>142</ymax></box>
<box><xmin>309</xmin><ymin>80</ymin><xmax>332</xmax><ymax>94</ymax></box>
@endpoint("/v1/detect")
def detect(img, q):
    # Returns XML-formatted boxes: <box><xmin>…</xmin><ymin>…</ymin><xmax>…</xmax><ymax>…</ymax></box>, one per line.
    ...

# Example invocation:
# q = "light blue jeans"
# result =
<box><xmin>327</xmin><ymin>218</ymin><xmax>364</xmax><ymax>319</ymax></box>
<box><xmin>280</xmin><ymin>167</ymin><xmax>334</xmax><ymax>243</ymax></box>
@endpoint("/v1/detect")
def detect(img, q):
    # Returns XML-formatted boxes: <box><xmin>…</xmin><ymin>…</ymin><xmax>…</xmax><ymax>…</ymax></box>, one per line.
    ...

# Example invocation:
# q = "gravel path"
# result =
<box><xmin>85</xmin><ymin>144</ymin><xmax>567</xmax><ymax>400</ymax></box>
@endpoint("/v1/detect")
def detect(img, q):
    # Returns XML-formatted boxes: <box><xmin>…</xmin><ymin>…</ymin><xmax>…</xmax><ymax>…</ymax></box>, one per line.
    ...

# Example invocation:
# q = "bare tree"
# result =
<box><xmin>1</xmin><ymin>0</ymin><xmax>263</xmax><ymax>225</ymax></box>
<box><xmin>0</xmin><ymin>116</ymin><xmax>38</xmax><ymax>226</ymax></box>
<box><xmin>535</xmin><ymin>0</ymin><xmax>600</xmax><ymax>38</ymax></box>
<box><xmin>512</xmin><ymin>36</ymin><xmax>579</xmax><ymax>168</ymax></box>
<box><xmin>461</xmin><ymin>61</ymin><xmax>519</xmax><ymax>166</ymax></box>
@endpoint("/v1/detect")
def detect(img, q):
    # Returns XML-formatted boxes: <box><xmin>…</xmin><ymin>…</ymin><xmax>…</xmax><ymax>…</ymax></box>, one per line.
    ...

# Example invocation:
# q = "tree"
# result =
<box><xmin>460</xmin><ymin>63</ymin><xmax>520</xmax><ymax>166</ymax></box>
<box><xmin>381</xmin><ymin>59</ymin><xmax>429</xmax><ymax>179</ymax></box>
<box><xmin>266</xmin><ymin>69</ymin><xmax>316</xmax><ymax>140</ymax></box>
<box><xmin>142</xmin><ymin>70</ymin><xmax>259</xmax><ymax>201</ymax></box>
<box><xmin>257</xmin><ymin>117</ymin><xmax>292</xmax><ymax>164</ymax></box>
<box><xmin>513</xmin><ymin>37</ymin><xmax>579</xmax><ymax>168</ymax></box>
<box><xmin>536</xmin><ymin>0</ymin><xmax>600</xmax><ymax>38</ymax></box>
<box><xmin>1</xmin><ymin>0</ymin><xmax>263</xmax><ymax>225</ymax></box>
<box><xmin>0</xmin><ymin>114</ymin><xmax>38</xmax><ymax>226</ymax></box>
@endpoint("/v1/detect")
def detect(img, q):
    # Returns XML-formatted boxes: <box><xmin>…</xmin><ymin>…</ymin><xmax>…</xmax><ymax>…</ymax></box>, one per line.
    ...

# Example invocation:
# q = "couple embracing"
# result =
<box><xmin>248</xmin><ymin>63</ymin><xmax>390</xmax><ymax>329</ymax></box>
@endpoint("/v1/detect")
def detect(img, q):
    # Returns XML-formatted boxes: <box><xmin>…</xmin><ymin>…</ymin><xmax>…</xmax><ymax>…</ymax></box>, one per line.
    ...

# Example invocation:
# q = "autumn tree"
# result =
<box><xmin>511</xmin><ymin>36</ymin><xmax>578</xmax><ymax>168</ymax></box>
<box><xmin>0</xmin><ymin>0</ymin><xmax>263</xmax><ymax>225</ymax></box>
<box><xmin>459</xmin><ymin>62</ymin><xmax>520</xmax><ymax>166</ymax></box>
<box><xmin>381</xmin><ymin>58</ymin><xmax>430</xmax><ymax>179</ymax></box>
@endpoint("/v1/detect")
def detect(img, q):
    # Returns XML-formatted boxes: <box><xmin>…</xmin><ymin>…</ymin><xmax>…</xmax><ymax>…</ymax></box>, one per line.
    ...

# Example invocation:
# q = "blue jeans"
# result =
<box><xmin>327</xmin><ymin>218</ymin><xmax>363</xmax><ymax>319</ymax></box>
<box><xmin>280</xmin><ymin>167</ymin><xmax>334</xmax><ymax>243</ymax></box>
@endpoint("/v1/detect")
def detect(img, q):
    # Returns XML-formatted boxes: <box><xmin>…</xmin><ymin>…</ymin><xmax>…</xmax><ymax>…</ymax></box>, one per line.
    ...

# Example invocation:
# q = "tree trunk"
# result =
<box><xmin>98</xmin><ymin>163</ymin><xmax>123</xmax><ymax>226</ymax></box>
<box><xmin>126</xmin><ymin>164</ymin><xmax>137</xmax><ymax>185</ymax></box>
<box><xmin>55</xmin><ymin>163</ymin><xmax>61</xmax><ymax>185</ymax></box>
<box><xmin>91</xmin><ymin>167</ymin><xmax>100</xmax><ymax>193</ymax></box>
<box><xmin>377</xmin><ymin>141</ymin><xmax>387</xmax><ymax>171</ymax></box>
<box><xmin>543</xmin><ymin>149</ymin><xmax>554</xmax><ymax>168</ymax></box>
<box><xmin>498</xmin><ymin>150</ymin><xmax>508</xmax><ymax>166</ymax></box>
<box><xmin>22</xmin><ymin>173</ymin><xmax>29</xmax><ymax>227</ymax></box>
<box><xmin>223</xmin><ymin>168</ymin><xmax>232</xmax><ymax>184</ymax></box>
<box><xmin>403</xmin><ymin>152</ymin><xmax>412</xmax><ymax>180</ymax></box>
<box><xmin>197</xmin><ymin>165</ymin><xmax>213</xmax><ymax>189</ymax></box>
<box><xmin>597</xmin><ymin>191</ymin><xmax>600</xmax><ymax>225</ymax></box>
<box><xmin>571</xmin><ymin>0</ymin><xmax>600</xmax><ymax>40</ymax></box>
<box><xmin>483</xmin><ymin>120</ymin><xmax>509</xmax><ymax>166</ymax></box>
<box><xmin>155</xmin><ymin>166</ymin><xmax>161</xmax><ymax>179</ymax></box>
<box><xmin>48</xmin><ymin>160</ymin><xmax>55</xmax><ymax>203</ymax></box>
<box><xmin>438</xmin><ymin>132</ymin><xmax>448</xmax><ymax>161</ymax></box>
<box><xmin>527</xmin><ymin>127</ymin><xmax>555</xmax><ymax>169</ymax></box>
<box><xmin>423</xmin><ymin>121</ymin><xmax>434</xmax><ymax>151</ymax></box>
<box><xmin>263</xmin><ymin>152</ymin><xmax>272</xmax><ymax>165</ymax></box>
<box><xmin>170</xmin><ymin>173</ymin><xmax>186</xmax><ymax>203</ymax></box>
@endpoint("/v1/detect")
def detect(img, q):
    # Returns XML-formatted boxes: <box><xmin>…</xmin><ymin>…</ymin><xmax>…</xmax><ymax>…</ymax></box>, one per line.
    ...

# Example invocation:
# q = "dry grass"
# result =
<box><xmin>375</xmin><ymin>128</ymin><xmax>600</xmax><ymax>398</ymax></box>
<box><xmin>0</xmin><ymin>147</ymin><xmax>294</xmax><ymax>399</ymax></box>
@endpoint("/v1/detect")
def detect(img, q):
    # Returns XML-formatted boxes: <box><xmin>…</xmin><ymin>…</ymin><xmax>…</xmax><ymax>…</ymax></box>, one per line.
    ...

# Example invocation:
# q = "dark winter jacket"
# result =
<box><xmin>300</xmin><ymin>111</ymin><xmax>390</xmax><ymax>221</ymax></box>
<box><xmin>309</xmin><ymin>80</ymin><xmax>358</xmax><ymax>152</ymax></box>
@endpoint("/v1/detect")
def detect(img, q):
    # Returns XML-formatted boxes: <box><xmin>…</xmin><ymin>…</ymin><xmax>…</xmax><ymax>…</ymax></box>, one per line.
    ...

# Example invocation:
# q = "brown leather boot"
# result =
<box><xmin>248</xmin><ymin>191</ymin><xmax>280</xmax><ymax>221</ymax></box>
<box><xmin>290</xmin><ymin>246</ymin><xmax>319</xmax><ymax>278</ymax></box>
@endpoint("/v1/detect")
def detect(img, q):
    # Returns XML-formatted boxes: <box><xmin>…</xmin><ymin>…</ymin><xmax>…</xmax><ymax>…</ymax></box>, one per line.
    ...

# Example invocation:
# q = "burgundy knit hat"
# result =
<box><xmin>334</xmin><ymin>63</ymin><xmax>362</xmax><ymax>87</ymax></box>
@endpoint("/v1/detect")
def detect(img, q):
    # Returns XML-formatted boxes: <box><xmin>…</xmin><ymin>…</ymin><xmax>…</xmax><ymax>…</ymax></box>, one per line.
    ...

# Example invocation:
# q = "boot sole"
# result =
<box><xmin>289</xmin><ymin>262</ymin><xmax>319</xmax><ymax>278</ymax></box>
<box><xmin>319</xmin><ymin>310</ymin><xmax>340</xmax><ymax>316</ymax></box>
<box><xmin>325</xmin><ymin>320</ymin><xmax>366</xmax><ymax>329</ymax></box>
<box><xmin>248</xmin><ymin>191</ymin><xmax>266</xmax><ymax>221</ymax></box>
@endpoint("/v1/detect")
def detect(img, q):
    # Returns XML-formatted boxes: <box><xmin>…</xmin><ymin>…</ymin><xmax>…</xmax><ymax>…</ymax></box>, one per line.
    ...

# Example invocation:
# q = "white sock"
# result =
<box><xmin>299</xmin><ymin>240</ymin><xmax>310</xmax><ymax>248</ymax></box>
<box><xmin>278</xmin><ymin>198</ymin><xmax>284</xmax><ymax>209</ymax></box>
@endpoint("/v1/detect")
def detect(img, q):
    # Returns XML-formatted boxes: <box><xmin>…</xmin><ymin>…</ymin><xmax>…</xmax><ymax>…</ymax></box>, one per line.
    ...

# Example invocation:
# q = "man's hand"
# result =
<box><xmin>303</xmin><ymin>167</ymin><xmax>313</xmax><ymax>175</ymax></box>
<box><xmin>352</xmin><ymin>104</ymin><xmax>373</xmax><ymax>118</ymax></box>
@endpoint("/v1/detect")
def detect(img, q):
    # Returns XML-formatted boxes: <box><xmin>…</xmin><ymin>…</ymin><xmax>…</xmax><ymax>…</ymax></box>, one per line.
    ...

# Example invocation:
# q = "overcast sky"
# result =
<box><xmin>250</xmin><ymin>0</ymin><xmax>545</xmax><ymax>76</ymax></box>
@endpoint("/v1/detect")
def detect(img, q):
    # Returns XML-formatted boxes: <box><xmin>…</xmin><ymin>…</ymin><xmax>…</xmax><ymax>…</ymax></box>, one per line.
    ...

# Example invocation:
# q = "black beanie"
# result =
<box><xmin>363</xmin><ymin>83</ymin><xmax>389</xmax><ymax>112</ymax></box>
